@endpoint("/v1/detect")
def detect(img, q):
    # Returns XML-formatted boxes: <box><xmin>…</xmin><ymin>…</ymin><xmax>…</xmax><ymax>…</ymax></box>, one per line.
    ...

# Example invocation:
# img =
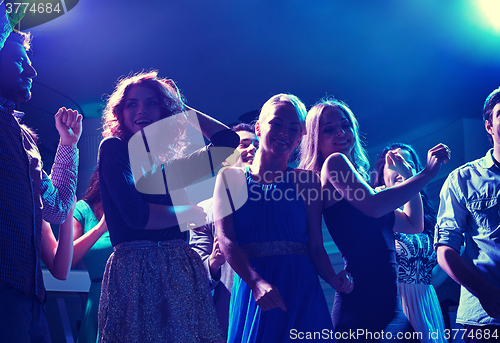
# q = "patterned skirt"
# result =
<box><xmin>98</xmin><ymin>240</ymin><xmax>223</xmax><ymax>343</ymax></box>
<box><xmin>399</xmin><ymin>282</ymin><xmax>447</xmax><ymax>343</ymax></box>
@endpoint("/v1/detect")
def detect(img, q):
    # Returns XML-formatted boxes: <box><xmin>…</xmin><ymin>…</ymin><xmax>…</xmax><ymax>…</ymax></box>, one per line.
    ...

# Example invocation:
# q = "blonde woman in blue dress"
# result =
<box><xmin>214</xmin><ymin>94</ymin><xmax>353</xmax><ymax>343</ymax></box>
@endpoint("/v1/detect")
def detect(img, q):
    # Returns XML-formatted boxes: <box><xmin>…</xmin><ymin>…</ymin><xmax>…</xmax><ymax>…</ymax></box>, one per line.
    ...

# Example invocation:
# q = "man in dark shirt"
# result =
<box><xmin>0</xmin><ymin>30</ymin><xmax>82</xmax><ymax>342</ymax></box>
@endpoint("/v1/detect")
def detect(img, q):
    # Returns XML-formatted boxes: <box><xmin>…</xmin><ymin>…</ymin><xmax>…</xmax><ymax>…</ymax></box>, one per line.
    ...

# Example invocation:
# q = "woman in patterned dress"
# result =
<box><xmin>373</xmin><ymin>143</ymin><xmax>447</xmax><ymax>343</ymax></box>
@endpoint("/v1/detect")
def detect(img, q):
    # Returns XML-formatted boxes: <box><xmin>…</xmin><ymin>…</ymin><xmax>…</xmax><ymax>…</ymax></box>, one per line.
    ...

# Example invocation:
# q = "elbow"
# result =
<box><xmin>436</xmin><ymin>244</ymin><xmax>455</xmax><ymax>267</ymax></box>
<box><xmin>51</xmin><ymin>270</ymin><xmax>69</xmax><ymax>281</ymax></box>
<box><xmin>50</xmin><ymin>201</ymin><xmax>74</xmax><ymax>225</ymax></box>
<box><xmin>210</xmin><ymin>129</ymin><xmax>240</xmax><ymax>149</ymax></box>
<box><xmin>70</xmin><ymin>259</ymin><xmax>80</xmax><ymax>269</ymax></box>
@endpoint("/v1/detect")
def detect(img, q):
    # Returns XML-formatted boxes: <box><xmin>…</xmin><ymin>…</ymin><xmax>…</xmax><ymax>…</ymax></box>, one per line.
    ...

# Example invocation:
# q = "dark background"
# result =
<box><xmin>20</xmin><ymin>0</ymin><xmax>498</xmax><ymax>181</ymax></box>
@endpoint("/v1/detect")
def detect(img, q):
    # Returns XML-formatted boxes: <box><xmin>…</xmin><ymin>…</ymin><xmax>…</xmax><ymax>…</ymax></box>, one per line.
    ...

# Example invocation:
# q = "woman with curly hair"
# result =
<box><xmin>97</xmin><ymin>70</ymin><xmax>238</xmax><ymax>343</ymax></box>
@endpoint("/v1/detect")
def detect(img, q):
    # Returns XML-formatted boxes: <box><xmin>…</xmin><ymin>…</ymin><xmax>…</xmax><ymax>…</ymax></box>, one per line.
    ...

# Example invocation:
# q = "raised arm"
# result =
<box><xmin>41</xmin><ymin>108</ymin><xmax>83</xmax><ymax>223</ymax></box>
<box><xmin>299</xmin><ymin>170</ymin><xmax>353</xmax><ymax>293</ymax></box>
<box><xmin>214</xmin><ymin>169</ymin><xmax>286</xmax><ymax>311</ymax></box>
<box><xmin>393</xmin><ymin>194</ymin><xmax>424</xmax><ymax>234</ymax></box>
<box><xmin>184</xmin><ymin>105</ymin><xmax>231</xmax><ymax>140</ymax></box>
<box><xmin>323</xmin><ymin>144</ymin><xmax>449</xmax><ymax>218</ymax></box>
<box><xmin>385</xmin><ymin>149</ymin><xmax>424</xmax><ymax>234</ymax></box>
<box><xmin>163</xmin><ymin>80</ymin><xmax>230</xmax><ymax>140</ymax></box>
<box><xmin>41</xmin><ymin>199</ymin><xmax>75</xmax><ymax>280</ymax></box>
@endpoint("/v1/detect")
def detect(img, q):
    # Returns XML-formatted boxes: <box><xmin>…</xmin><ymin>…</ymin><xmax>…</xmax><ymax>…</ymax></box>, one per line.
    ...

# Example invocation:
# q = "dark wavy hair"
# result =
<box><xmin>372</xmin><ymin>143</ymin><xmax>437</xmax><ymax>237</ymax></box>
<box><xmin>82</xmin><ymin>168</ymin><xmax>101</xmax><ymax>205</ymax></box>
<box><xmin>483</xmin><ymin>86</ymin><xmax>500</xmax><ymax>146</ymax></box>
<box><xmin>232</xmin><ymin>122</ymin><xmax>255</xmax><ymax>134</ymax></box>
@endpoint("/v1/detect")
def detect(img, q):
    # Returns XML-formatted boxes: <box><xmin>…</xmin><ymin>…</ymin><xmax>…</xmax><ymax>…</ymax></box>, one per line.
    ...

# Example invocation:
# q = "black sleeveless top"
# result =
<box><xmin>324</xmin><ymin>199</ymin><xmax>418</xmax><ymax>341</ymax></box>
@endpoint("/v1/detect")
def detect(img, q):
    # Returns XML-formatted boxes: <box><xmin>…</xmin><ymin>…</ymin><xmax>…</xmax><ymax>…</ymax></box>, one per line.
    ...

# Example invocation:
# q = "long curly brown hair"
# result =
<box><xmin>102</xmin><ymin>70</ymin><xmax>185</xmax><ymax>138</ymax></box>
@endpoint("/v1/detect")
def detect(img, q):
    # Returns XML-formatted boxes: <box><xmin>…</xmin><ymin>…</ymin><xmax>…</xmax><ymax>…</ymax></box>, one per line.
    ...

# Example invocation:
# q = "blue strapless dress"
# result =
<box><xmin>227</xmin><ymin>167</ymin><xmax>335</xmax><ymax>343</ymax></box>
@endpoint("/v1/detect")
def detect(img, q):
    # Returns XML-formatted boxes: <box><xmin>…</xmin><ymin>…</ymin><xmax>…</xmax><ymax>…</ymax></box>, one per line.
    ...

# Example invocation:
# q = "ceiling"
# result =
<box><xmin>17</xmin><ymin>0</ymin><xmax>500</xmax><ymax>177</ymax></box>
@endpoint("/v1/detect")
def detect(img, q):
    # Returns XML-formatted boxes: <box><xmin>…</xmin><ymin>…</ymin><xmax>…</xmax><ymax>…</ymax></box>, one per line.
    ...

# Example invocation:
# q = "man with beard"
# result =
<box><xmin>0</xmin><ymin>30</ymin><xmax>82</xmax><ymax>342</ymax></box>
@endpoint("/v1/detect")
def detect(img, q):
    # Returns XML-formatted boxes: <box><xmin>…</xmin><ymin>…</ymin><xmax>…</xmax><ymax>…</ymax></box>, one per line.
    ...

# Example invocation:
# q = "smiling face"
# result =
<box><xmin>383</xmin><ymin>149</ymin><xmax>415</xmax><ymax>187</ymax></box>
<box><xmin>0</xmin><ymin>40</ymin><xmax>37</xmax><ymax>103</ymax></box>
<box><xmin>223</xmin><ymin>129</ymin><xmax>259</xmax><ymax>168</ymax></box>
<box><xmin>235</xmin><ymin>130</ymin><xmax>259</xmax><ymax>167</ymax></box>
<box><xmin>318</xmin><ymin>106</ymin><xmax>355</xmax><ymax>160</ymax></box>
<box><xmin>256</xmin><ymin>102</ymin><xmax>302</xmax><ymax>158</ymax></box>
<box><xmin>122</xmin><ymin>84</ymin><xmax>163</xmax><ymax>135</ymax></box>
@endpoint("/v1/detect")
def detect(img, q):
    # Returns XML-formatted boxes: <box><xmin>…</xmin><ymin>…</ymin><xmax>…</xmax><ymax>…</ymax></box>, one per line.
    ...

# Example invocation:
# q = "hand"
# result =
<box><xmin>185</xmin><ymin>202</ymin><xmax>207</xmax><ymax>230</ymax></box>
<box><xmin>251</xmin><ymin>279</ymin><xmax>287</xmax><ymax>312</ymax></box>
<box><xmin>55</xmin><ymin>107</ymin><xmax>82</xmax><ymax>147</ymax></box>
<box><xmin>330</xmin><ymin>270</ymin><xmax>354</xmax><ymax>294</ymax></box>
<box><xmin>386</xmin><ymin>148</ymin><xmax>414</xmax><ymax>180</ymax></box>
<box><xmin>208</xmin><ymin>237</ymin><xmax>226</xmax><ymax>270</ymax></box>
<box><xmin>422</xmin><ymin>143</ymin><xmax>451</xmax><ymax>180</ymax></box>
<box><xmin>477</xmin><ymin>284</ymin><xmax>500</xmax><ymax>318</ymax></box>
<box><xmin>208</xmin><ymin>237</ymin><xmax>226</xmax><ymax>277</ymax></box>
<box><xmin>374</xmin><ymin>185</ymin><xmax>386</xmax><ymax>192</ymax></box>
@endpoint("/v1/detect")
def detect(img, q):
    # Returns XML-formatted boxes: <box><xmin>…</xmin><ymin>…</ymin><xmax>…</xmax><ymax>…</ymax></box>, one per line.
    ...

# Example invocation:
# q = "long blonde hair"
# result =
<box><xmin>299</xmin><ymin>97</ymin><xmax>370</xmax><ymax>180</ymax></box>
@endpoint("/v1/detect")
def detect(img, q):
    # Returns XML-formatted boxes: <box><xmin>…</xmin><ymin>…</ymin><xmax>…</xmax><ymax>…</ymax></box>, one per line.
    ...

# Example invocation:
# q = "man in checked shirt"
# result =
<box><xmin>0</xmin><ymin>30</ymin><xmax>83</xmax><ymax>342</ymax></box>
